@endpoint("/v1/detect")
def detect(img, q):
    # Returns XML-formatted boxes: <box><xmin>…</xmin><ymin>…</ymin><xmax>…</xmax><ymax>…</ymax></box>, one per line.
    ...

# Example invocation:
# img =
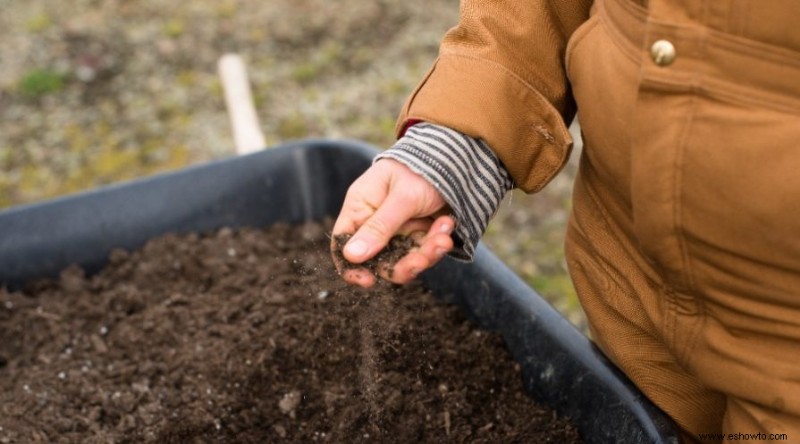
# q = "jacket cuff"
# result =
<box><xmin>375</xmin><ymin>123</ymin><xmax>513</xmax><ymax>261</ymax></box>
<box><xmin>396</xmin><ymin>53</ymin><xmax>573</xmax><ymax>193</ymax></box>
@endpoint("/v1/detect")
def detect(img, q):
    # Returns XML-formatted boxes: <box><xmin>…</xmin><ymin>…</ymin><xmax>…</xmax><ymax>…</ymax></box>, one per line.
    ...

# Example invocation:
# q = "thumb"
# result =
<box><xmin>343</xmin><ymin>192</ymin><xmax>417</xmax><ymax>264</ymax></box>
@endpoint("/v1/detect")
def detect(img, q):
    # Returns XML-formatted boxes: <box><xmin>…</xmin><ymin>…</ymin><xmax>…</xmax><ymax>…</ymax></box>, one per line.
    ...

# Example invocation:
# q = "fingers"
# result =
<box><xmin>378</xmin><ymin>215</ymin><xmax>455</xmax><ymax>285</ymax></box>
<box><xmin>330</xmin><ymin>162</ymin><xmax>391</xmax><ymax>237</ymax></box>
<box><xmin>338</xmin><ymin>215</ymin><xmax>455</xmax><ymax>288</ymax></box>
<box><xmin>341</xmin><ymin>268</ymin><xmax>377</xmax><ymax>288</ymax></box>
<box><xmin>340</xmin><ymin>191</ymin><xmax>418</xmax><ymax>265</ymax></box>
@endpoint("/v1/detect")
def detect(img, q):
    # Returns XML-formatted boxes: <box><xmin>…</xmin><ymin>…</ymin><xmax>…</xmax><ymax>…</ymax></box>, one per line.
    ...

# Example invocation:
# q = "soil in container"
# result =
<box><xmin>0</xmin><ymin>221</ymin><xmax>582</xmax><ymax>444</ymax></box>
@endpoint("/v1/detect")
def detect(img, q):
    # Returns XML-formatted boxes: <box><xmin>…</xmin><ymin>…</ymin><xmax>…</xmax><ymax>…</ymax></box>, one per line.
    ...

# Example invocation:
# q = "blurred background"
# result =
<box><xmin>0</xmin><ymin>0</ymin><xmax>586</xmax><ymax>331</ymax></box>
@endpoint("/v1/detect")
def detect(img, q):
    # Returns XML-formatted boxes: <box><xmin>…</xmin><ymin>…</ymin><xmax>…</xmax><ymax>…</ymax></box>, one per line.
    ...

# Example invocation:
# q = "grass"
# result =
<box><xmin>18</xmin><ymin>69</ymin><xmax>65</xmax><ymax>99</ymax></box>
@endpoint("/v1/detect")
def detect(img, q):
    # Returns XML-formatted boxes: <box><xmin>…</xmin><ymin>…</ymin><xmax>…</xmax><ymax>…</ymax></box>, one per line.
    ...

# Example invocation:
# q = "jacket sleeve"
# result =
<box><xmin>396</xmin><ymin>0</ymin><xmax>592</xmax><ymax>192</ymax></box>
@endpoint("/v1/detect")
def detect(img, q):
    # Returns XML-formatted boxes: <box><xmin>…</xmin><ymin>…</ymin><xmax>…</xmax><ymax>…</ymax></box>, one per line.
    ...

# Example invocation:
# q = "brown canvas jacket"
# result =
<box><xmin>396</xmin><ymin>0</ymin><xmax>800</xmax><ymax>192</ymax></box>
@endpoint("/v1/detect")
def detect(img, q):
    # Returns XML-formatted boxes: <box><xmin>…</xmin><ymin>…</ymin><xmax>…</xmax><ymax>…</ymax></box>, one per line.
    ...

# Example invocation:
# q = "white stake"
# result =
<box><xmin>218</xmin><ymin>53</ymin><xmax>266</xmax><ymax>155</ymax></box>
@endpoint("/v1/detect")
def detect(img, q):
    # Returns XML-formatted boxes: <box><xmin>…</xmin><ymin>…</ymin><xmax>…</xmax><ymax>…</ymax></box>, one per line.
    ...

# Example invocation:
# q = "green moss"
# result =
<box><xmin>0</xmin><ymin>164</ymin><xmax>16</xmax><ymax>207</ymax></box>
<box><xmin>0</xmin><ymin>146</ymin><xmax>13</xmax><ymax>169</ymax></box>
<box><xmin>176</xmin><ymin>70</ymin><xmax>196</xmax><ymax>87</ymax></box>
<box><xmin>378</xmin><ymin>116</ymin><xmax>397</xmax><ymax>136</ymax></box>
<box><xmin>248</xmin><ymin>28</ymin><xmax>267</xmax><ymax>43</ymax></box>
<box><xmin>320</xmin><ymin>42</ymin><xmax>344</xmax><ymax>65</ymax></box>
<box><xmin>163</xmin><ymin>19</ymin><xmax>185</xmax><ymax>38</ymax></box>
<box><xmin>531</xmin><ymin>273</ymin><xmax>576</xmax><ymax>302</ymax></box>
<box><xmin>0</xmin><ymin>118</ymin><xmax>198</xmax><ymax>209</ymax></box>
<box><xmin>18</xmin><ymin>69</ymin><xmax>65</xmax><ymax>99</ymax></box>
<box><xmin>209</xmin><ymin>78</ymin><xmax>224</xmax><ymax>98</ymax></box>
<box><xmin>25</xmin><ymin>13</ymin><xmax>52</xmax><ymax>33</ymax></box>
<box><xmin>385</xmin><ymin>79</ymin><xmax>411</xmax><ymax>97</ymax></box>
<box><xmin>216</xmin><ymin>1</ymin><xmax>237</xmax><ymax>18</ymax></box>
<box><xmin>252</xmin><ymin>85</ymin><xmax>269</xmax><ymax>110</ymax></box>
<box><xmin>291</xmin><ymin>62</ymin><xmax>321</xmax><ymax>85</ymax></box>
<box><xmin>277</xmin><ymin>113</ymin><xmax>309</xmax><ymax>139</ymax></box>
<box><xmin>290</xmin><ymin>42</ymin><xmax>343</xmax><ymax>85</ymax></box>
<box><xmin>352</xmin><ymin>47</ymin><xmax>374</xmax><ymax>66</ymax></box>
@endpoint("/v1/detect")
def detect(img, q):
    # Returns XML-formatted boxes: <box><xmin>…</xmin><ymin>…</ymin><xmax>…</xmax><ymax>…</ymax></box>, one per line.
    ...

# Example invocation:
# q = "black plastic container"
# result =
<box><xmin>0</xmin><ymin>140</ymin><xmax>680</xmax><ymax>443</ymax></box>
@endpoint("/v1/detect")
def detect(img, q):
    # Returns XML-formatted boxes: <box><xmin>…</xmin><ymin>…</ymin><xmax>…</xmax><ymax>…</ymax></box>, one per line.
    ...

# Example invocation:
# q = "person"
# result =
<box><xmin>331</xmin><ymin>0</ymin><xmax>800</xmax><ymax>442</ymax></box>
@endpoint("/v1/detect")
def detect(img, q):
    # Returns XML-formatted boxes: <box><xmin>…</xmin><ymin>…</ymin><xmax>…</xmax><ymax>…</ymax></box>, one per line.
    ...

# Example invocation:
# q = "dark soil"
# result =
<box><xmin>0</xmin><ymin>221</ymin><xmax>582</xmax><ymax>444</ymax></box>
<box><xmin>332</xmin><ymin>233</ymin><xmax>416</xmax><ymax>278</ymax></box>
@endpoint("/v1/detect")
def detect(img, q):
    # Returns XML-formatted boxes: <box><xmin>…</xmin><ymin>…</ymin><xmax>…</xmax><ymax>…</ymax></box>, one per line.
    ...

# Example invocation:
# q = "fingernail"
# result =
<box><xmin>345</xmin><ymin>239</ymin><xmax>368</xmax><ymax>258</ymax></box>
<box><xmin>439</xmin><ymin>223</ymin><xmax>452</xmax><ymax>234</ymax></box>
<box><xmin>434</xmin><ymin>248</ymin><xmax>447</xmax><ymax>259</ymax></box>
<box><xmin>409</xmin><ymin>268</ymin><xmax>421</xmax><ymax>278</ymax></box>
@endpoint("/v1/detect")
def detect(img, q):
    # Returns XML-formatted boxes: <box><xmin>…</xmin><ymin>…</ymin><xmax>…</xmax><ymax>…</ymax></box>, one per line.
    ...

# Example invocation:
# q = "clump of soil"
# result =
<box><xmin>0</xmin><ymin>221</ymin><xmax>582</xmax><ymax>444</ymax></box>
<box><xmin>332</xmin><ymin>233</ymin><xmax>416</xmax><ymax>278</ymax></box>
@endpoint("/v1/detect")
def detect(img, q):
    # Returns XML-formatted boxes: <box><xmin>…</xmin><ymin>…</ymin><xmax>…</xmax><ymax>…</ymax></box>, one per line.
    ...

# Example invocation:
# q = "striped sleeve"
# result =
<box><xmin>374</xmin><ymin>122</ymin><xmax>514</xmax><ymax>261</ymax></box>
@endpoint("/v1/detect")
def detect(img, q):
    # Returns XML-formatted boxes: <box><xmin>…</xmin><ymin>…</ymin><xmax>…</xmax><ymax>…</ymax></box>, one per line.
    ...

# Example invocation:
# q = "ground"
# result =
<box><xmin>0</xmin><ymin>0</ymin><xmax>586</xmax><ymax>331</ymax></box>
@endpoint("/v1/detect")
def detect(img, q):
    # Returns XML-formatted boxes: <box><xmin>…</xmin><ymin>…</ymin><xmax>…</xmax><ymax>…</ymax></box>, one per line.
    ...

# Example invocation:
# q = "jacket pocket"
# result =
<box><xmin>565</xmin><ymin>13</ymin><xmax>601</xmax><ymax>78</ymax></box>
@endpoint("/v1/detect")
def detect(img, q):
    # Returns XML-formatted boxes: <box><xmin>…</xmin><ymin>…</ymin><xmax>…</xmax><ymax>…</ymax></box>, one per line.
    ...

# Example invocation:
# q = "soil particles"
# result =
<box><xmin>332</xmin><ymin>233</ymin><xmax>417</xmax><ymax>279</ymax></box>
<box><xmin>0</xmin><ymin>221</ymin><xmax>582</xmax><ymax>444</ymax></box>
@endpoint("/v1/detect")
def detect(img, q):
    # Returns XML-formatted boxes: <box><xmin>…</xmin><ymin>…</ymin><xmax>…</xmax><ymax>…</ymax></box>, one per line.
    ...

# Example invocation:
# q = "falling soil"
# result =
<box><xmin>0</xmin><ymin>221</ymin><xmax>582</xmax><ymax>444</ymax></box>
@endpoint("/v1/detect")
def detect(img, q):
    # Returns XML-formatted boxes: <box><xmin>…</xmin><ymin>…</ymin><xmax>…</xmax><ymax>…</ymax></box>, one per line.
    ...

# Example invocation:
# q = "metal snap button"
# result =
<box><xmin>650</xmin><ymin>39</ymin><xmax>676</xmax><ymax>67</ymax></box>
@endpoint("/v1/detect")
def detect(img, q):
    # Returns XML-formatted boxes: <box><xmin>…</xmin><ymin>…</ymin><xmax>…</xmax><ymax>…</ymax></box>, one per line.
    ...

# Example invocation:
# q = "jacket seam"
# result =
<box><xmin>434</xmin><ymin>51</ymin><xmax>573</xmax><ymax>146</ymax></box>
<box><xmin>673</xmin><ymin>94</ymin><xmax>706</xmax><ymax>367</ymax></box>
<box><xmin>565</xmin><ymin>14</ymin><xmax>602</xmax><ymax>76</ymax></box>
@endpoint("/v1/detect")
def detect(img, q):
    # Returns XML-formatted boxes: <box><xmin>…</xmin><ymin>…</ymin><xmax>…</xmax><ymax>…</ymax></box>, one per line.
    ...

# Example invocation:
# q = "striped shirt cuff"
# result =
<box><xmin>374</xmin><ymin>123</ymin><xmax>514</xmax><ymax>261</ymax></box>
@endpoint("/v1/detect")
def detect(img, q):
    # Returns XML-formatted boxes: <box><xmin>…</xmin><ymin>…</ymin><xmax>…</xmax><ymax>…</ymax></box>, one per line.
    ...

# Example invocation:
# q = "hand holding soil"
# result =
<box><xmin>332</xmin><ymin>233</ymin><xmax>420</xmax><ymax>281</ymax></box>
<box><xmin>331</xmin><ymin>159</ymin><xmax>454</xmax><ymax>287</ymax></box>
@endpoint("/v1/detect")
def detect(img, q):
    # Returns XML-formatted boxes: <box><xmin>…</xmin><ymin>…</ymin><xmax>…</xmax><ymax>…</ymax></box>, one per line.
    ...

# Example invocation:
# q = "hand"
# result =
<box><xmin>331</xmin><ymin>159</ymin><xmax>455</xmax><ymax>288</ymax></box>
